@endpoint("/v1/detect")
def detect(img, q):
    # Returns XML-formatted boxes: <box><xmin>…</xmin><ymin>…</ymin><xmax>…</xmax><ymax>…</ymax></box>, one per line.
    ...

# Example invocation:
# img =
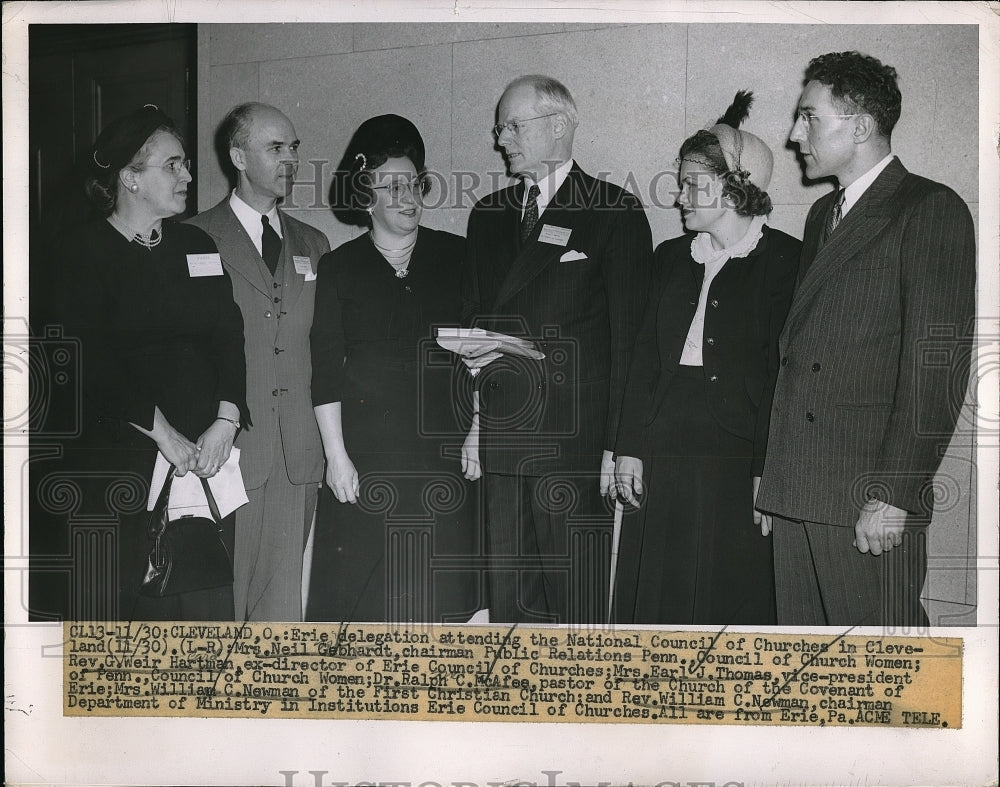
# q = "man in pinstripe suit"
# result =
<box><xmin>460</xmin><ymin>75</ymin><xmax>652</xmax><ymax>624</ymax></box>
<box><xmin>189</xmin><ymin>103</ymin><xmax>330</xmax><ymax>621</ymax></box>
<box><xmin>756</xmin><ymin>52</ymin><xmax>976</xmax><ymax>626</ymax></box>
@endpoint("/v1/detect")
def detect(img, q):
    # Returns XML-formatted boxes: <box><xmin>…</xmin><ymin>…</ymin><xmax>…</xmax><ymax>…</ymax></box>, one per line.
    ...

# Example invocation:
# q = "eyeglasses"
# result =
<box><xmin>795</xmin><ymin>111</ymin><xmax>860</xmax><ymax>129</ymax></box>
<box><xmin>139</xmin><ymin>159</ymin><xmax>192</xmax><ymax>176</ymax></box>
<box><xmin>371</xmin><ymin>177</ymin><xmax>425</xmax><ymax>200</ymax></box>
<box><xmin>493</xmin><ymin>113</ymin><xmax>558</xmax><ymax>137</ymax></box>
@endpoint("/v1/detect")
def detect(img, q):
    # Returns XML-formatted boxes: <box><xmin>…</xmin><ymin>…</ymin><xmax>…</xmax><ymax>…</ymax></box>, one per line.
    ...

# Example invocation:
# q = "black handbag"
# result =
<box><xmin>139</xmin><ymin>467</ymin><xmax>234</xmax><ymax>597</ymax></box>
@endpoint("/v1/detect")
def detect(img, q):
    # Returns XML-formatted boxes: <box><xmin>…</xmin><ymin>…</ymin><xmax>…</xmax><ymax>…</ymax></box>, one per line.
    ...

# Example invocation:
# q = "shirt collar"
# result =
<box><xmin>229</xmin><ymin>190</ymin><xmax>282</xmax><ymax>240</ymax></box>
<box><xmin>841</xmin><ymin>153</ymin><xmax>895</xmax><ymax>217</ymax></box>
<box><xmin>523</xmin><ymin>158</ymin><xmax>574</xmax><ymax>215</ymax></box>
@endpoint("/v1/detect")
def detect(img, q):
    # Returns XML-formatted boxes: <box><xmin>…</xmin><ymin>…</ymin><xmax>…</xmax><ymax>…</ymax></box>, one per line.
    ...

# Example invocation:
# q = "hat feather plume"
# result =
<box><xmin>715</xmin><ymin>90</ymin><xmax>754</xmax><ymax>129</ymax></box>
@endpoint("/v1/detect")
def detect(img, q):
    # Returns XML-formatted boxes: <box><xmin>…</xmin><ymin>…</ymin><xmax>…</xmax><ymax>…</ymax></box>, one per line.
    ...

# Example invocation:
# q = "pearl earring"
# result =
<box><xmin>129</xmin><ymin>184</ymin><xmax>138</xmax><ymax>193</ymax></box>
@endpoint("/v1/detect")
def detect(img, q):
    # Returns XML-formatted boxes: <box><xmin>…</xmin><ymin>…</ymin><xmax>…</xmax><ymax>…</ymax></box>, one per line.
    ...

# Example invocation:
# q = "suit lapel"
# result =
<box><xmin>783</xmin><ymin>159</ymin><xmax>908</xmax><ymax>330</ymax></box>
<box><xmin>210</xmin><ymin>202</ymin><xmax>272</xmax><ymax>298</ymax></box>
<box><xmin>278</xmin><ymin>212</ymin><xmax>306</xmax><ymax>312</ymax></box>
<box><xmin>492</xmin><ymin>165</ymin><xmax>585</xmax><ymax>309</ymax></box>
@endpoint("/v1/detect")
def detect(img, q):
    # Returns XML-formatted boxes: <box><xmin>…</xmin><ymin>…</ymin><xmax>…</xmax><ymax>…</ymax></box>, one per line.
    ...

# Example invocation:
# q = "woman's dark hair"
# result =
<box><xmin>678</xmin><ymin>130</ymin><xmax>772</xmax><ymax>218</ymax></box>
<box><xmin>329</xmin><ymin>114</ymin><xmax>429</xmax><ymax>227</ymax></box>
<box><xmin>84</xmin><ymin>105</ymin><xmax>183</xmax><ymax>215</ymax></box>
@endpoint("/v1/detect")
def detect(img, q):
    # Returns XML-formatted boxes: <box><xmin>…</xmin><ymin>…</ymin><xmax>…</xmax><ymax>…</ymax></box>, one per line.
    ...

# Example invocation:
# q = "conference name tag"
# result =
<box><xmin>186</xmin><ymin>253</ymin><xmax>224</xmax><ymax>277</ymax></box>
<box><xmin>293</xmin><ymin>255</ymin><xmax>316</xmax><ymax>281</ymax></box>
<box><xmin>537</xmin><ymin>224</ymin><xmax>572</xmax><ymax>246</ymax></box>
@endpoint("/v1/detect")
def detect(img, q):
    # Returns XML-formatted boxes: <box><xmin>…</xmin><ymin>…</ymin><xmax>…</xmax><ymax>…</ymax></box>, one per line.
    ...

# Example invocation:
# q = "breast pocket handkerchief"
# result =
<box><xmin>559</xmin><ymin>250</ymin><xmax>588</xmax><ymax>263</ymax></box>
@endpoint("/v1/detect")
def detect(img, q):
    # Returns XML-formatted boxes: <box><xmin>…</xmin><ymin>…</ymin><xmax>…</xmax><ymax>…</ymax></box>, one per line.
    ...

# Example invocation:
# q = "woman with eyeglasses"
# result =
<box><xmin>308</xmin><ymin>114</ymin><xmax>477</xmax><ymax>623</ymax></box>
<box><xmin>58</xmin><ymin>105</ymin><xmax>248</xmax><ymax>620</ymax></box>
<box><xmin>611</xmin><ymin>92</ymin><xmax>799</xmax><ymax>625</ymax></box>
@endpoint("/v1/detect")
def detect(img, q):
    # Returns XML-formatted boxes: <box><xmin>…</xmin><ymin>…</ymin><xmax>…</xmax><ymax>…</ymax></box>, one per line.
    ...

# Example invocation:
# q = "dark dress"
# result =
<box><xmin>50</xmin><ymin>219</ymin><xmax>248</xmax><ymax>620</ymax></box>
<box><xmin>614</xmin><ymin>226</ymin><xmax>800</xmax><ymax>625</ymax></box>
<box><xmin>308</xmin><ymin>227</ymin><xmax>480</xmax><ymax>623</ymax></box>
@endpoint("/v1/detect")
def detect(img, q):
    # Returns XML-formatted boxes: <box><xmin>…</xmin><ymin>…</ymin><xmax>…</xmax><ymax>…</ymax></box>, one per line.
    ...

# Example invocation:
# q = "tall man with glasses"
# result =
<box><xmin>460</xmin><ymin>75</ymin><xmax>652</xmax><ymax>624</ymax></box>
<box><xmin>755</xmin><ymin>52</ymin><xmax>976</xmax><ymax>626</ymax></box>
<box><xmin>188</xmin><ymin>103</ymin><xmax>330</xmax><ymax>621</ymax></box>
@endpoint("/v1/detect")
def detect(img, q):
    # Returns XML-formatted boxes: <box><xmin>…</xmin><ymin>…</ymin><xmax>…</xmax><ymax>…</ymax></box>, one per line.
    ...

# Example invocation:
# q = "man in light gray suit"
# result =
<box><xmin>756</xmin><ymin>52</ymin><xmax>975</xmax><ymax>627</ymax></box>
<box><xmin>189</xmin><ymin>103</ymin><xmax>330</xmax><ymax>621</ymax></box>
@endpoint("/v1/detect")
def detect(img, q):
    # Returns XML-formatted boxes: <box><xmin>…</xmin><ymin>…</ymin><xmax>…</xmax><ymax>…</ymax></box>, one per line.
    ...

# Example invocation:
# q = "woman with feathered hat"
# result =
<box><xmin>612</xmin><ymin>92</ymin><xmax>799</xmax><ymax>624</ymax></box>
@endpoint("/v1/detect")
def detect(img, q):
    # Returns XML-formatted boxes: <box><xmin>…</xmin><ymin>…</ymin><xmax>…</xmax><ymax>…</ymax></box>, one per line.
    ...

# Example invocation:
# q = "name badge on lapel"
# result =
<box><xmin>537</xmin><ymin>224</ymin><xmax>572</xmax><ymax>246</ymax></box>
<box><xmin>186</xmin><ymin>253</ymin><xmax>224</xmax><ymax>277</ymax></box>
<box><xmin>293</xmin><ymin>255</ymin><xmax>316</xmax><ymax>281</ymax></box>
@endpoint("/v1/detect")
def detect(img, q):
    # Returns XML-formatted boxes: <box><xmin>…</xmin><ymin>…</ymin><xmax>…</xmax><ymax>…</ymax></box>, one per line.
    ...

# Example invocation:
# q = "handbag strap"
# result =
<box><xmin>147</xmin><ymin>466</ymin><xmax>226</xmax><ymax>540</ymax></box>
<box><xmin>198</xmin><ymin>476</ymin><xmax>224</xmax><ymax>525</ymax></box>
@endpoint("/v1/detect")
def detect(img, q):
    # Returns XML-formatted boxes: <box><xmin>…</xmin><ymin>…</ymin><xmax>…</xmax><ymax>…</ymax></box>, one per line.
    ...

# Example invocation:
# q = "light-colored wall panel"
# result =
<box><xmin>353</xmin><ymin>22</ymin><xmax>568</xmax><ymax>51</ymax></box>
<box><xmin>208</xmin><ymin>23</ymin><xmax>353</xmax><ymax>66</ymax></box>
<box><xmin>260</xmin><ymin>44</ymin><xmax>454</xmax><ymax>230</ymax></box>
<box><xmin>686</xmin><ymin>24</ymin><xmax>979</xmax><ymax>208</ymax></box>
<box><xmin>453</xmin><ymin>24</ymin><xmax>688</xmax><ymax>245</ymax></box>
<box><xmin>201</xmin><ymin>61</ymin><xmax>260</xmax><ymax>207</ymax></box>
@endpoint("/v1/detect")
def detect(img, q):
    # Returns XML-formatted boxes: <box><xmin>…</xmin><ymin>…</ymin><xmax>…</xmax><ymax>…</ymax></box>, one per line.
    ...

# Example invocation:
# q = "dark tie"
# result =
<box><xmin>824</xmin><ymin>188</ymin><xmax>845</xmax><ymax>241</ymax></box>
<box><xmin>261</xmin><ymin>214</ymin><xmax>281</xmax><ymax>276</ymax></box>
<box><xmin>520</xmin><ymin>184</ymin><xmax>541</xmax><ymax>243</ymax></box>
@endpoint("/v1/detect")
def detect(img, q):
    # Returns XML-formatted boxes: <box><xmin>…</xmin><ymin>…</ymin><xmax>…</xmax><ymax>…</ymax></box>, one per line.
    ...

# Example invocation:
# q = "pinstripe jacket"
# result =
<box><xmin>188</xmin><ymin>200</ymin><xmax>331</xmax><ymax>490</ymax></box>
<box><xmin>756</xmin><ymin>158</ymin><xmax>976</xmax><ymax>527</ymax></box>
<box><xmin>461</xmin><ymin>164</ymin><xmax>653</xmax><ymax>474</ymax></box>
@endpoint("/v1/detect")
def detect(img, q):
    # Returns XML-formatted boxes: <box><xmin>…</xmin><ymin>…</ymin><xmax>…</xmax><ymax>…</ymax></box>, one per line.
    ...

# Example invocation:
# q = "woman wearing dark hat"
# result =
<box><xmin>612</xmin><ymin>92</ymin><xmax>800</xmax><ymax>625</ymax></box>
<box><xmin>58</xmin><ymin>105</ymin><xmax>248</xmax><ymax>620</ymax></box>
<box><xmin>308</xmin><ymin>114</ymin><xmax>477</xmax><ymax>622</ymax></box>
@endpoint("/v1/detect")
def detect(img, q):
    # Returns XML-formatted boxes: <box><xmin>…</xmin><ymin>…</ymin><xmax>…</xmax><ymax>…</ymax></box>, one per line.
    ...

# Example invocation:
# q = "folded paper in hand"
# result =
<box><xmin>436</xmin><ymin>327</ymin><xmax>545</xmax><ymax>360</ymax></box>
<box><xmin>146</xmin><ymin>447</ymin><xmax>249</xmax><ymax>519</ymax></box>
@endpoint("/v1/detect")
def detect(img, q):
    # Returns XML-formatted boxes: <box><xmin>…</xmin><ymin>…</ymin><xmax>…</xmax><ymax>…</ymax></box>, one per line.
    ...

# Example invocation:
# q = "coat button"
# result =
<box><xmin>264</xmin><ymin>310</ymin><xmax>272</xmax><ymax>318</ymax></box>
<box><xmin>812</xmin><ymin>362</ymin><xmax>821</xmax><ymax>372</ymax></box>
<box><xmin>806</xmin><ymin>411</ymin><xmax>814</xmax><ymax>422</ymax></box>
<box><xmin>709</xmin><ymin>375</ymin><xmax>718</xmax><ymax>382</ymax></box>
<box><xmin>781</xmin><ymin>356</ymin><xmax>788</xmax><ymax>366</ymax></box>
<box><xmin>273</xmin><ymin>296</ymin><xmax>281</xmax><ymax>304</ymax></box>
<box><xmin>710</xmin><ymin>299</ymin><xmax>719</xmax><ymax>308</ymax></box>
<box><xmin>272</xmin><ymin>389</ymin><xmax>279</xmax><ymax>397</ymax></box>
<box><xmin>273</xmin><ymin>282</ymin><xmax>280</xmax><ymax>289</ymax></box>
<box><xmin>706</xmin><ymin>337</ymin><xmax>715</xmax><ymax>346</ymax></box>
<box><xmin>274</xmin><ymin>347</ymin><xmax>282</xmax><ymax>355</ymax></box>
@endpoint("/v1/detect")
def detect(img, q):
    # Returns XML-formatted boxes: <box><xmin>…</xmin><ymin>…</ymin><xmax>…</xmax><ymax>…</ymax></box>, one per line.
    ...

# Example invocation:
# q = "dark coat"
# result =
<box><xmin>461</xmin><ymin>163</ymin><xmax>653</xmax><ymax>474</ymax></box>
<box><xmin>616</xmin><ymin>225</ymin><xmax>801</xmax><ymax>475</ymax></box>
<box><xmin>757</xmin><ymin>158</ymin><xmax>976</xmax><ymax>526</ymax></box>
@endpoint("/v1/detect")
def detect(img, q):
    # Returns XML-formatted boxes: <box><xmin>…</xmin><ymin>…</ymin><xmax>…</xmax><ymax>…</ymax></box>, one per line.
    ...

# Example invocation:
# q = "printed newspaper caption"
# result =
<box><xmin>64</xmin><ymin>623</ymin><xmax>961</xmax><ymax>726</ymax></box>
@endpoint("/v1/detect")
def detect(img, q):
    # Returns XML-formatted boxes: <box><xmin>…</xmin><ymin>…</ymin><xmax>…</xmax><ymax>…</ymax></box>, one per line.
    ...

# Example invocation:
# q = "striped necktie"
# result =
<box><xmin>824</xmin><ymin>188</ymin><xmax>845</xmax><ymax>241</ymax></box>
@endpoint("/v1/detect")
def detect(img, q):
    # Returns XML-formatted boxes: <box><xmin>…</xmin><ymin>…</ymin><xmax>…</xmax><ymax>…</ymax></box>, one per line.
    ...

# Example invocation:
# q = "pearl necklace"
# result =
<box><xmin>108</xmin><ymin>213</ymin><xmax>162</xmax><ymax>249</ymax></box>
<box><xmin>369</xmin><ymin>231</ymin><xmax>416</xmax><ymax>279</ymax></box>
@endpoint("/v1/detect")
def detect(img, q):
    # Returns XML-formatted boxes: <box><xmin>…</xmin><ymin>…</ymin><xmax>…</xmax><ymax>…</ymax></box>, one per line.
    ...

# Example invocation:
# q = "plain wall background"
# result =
<box><xmin>195</xmin><ymin>21</ymin><xmax>979</xmax><ymax>619</ymax></box>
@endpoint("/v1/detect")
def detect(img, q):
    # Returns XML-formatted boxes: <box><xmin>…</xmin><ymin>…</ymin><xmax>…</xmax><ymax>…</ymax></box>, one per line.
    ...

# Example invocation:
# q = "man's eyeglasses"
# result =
<box><xmin>493</xmin><ymin>113</ymin><xmax>558</xmax><ymax>137</ymax></box>
<box><xmin>795</xmin><ymin>111</ymin><xmax>860</xmax><ymax>129</ymax></box>
<box><xmin>371</xmin><ymin>177</ymin><xmax>426</xmax><ymax>200</ymax></box>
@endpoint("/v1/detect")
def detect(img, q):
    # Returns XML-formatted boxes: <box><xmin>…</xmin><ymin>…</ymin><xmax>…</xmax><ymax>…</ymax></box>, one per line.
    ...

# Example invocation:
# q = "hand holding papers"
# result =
<box><xmin>436</xmin><ymin>327</ymin><xmax>545</xmax><ymax>375</ymax></box>
<box><xmin>147</xmin><ymin>446</ymin><xmax>249</xmax><ymax>519</ymax></box>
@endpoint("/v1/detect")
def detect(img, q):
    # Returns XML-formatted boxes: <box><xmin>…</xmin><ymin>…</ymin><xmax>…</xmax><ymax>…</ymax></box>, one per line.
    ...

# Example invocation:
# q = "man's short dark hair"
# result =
<box><xmin>805</xmin><ymin>51</ymin><xmax>901</xmax><ymax>139</ymax></box>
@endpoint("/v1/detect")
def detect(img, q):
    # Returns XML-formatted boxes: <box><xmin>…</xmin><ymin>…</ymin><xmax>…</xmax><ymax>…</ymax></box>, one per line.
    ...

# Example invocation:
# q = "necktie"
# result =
<box><xmin>824</xmin><ymin>188</ymin><xmax>845</xmax><ymax>241</ymax></box>
<box><xmin>520</xmin><ymin>184</ymin><xmax>541</xmax><ymax>243</ymax></box>
<box><xmin>261</xmin><ymin>214</ymin><xmax>281</xmax><ymax>276</ymax></box>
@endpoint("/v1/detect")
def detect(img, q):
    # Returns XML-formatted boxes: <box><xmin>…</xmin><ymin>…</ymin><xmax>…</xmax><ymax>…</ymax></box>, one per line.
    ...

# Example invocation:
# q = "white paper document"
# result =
<box><xmin>146</xmin><ymin>446</ymin><xmax>249</xmax><ymax>519</ymax></box>
<box><xmin>436</xmin><ymin>326</ymin><xmax>546</xmax><ymax>360</ymax></box>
